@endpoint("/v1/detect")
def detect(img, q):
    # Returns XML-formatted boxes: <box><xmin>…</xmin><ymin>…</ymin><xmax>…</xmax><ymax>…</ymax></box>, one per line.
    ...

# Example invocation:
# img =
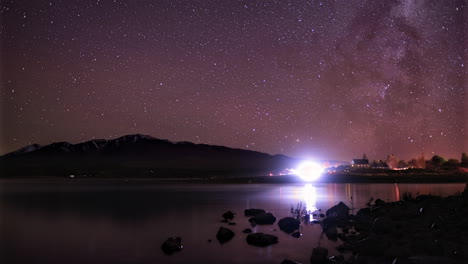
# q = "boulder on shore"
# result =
<box><xmin>324</xmin><ymin>226</ymin><xmax>338</xmax><ymax>241</ymax></box>
<box><xmin>161</xmin><ymin>237</ymin><xmax>183</xmax><ymax>255</ymax></box>
<box><xmin>355</xmin><ymin>235</ymin><xmax>388</xmax><ymax>256</ymax></box>
<box><xmin>278</xmin><ymin>217</ymin><xmax>300</xmax><ymax>233</ymax></box>
<box><xmin>373</xmin><ymin>216</ymin><xmax>394</xmax><ymax>234</ymax></box>
<box><xmin>374</xmin><ymin>198</ymin><xmax>385</xmax><ymax>206</ymax></box>
<box><xmin>216</xmin><ymin>227</ymin><xmax>235</xmax><ymax>244</ymax></box>
<box><xmin>310</xmin><ymin>247</ymin><xmax>328</xmax><ymax>264</ymax></box>
<box><xmin>244</xmin><ymin>208</ymin><xmax>266</xmax><ymax>216</ymax></box>
<box><xmin>251</xmin><ymin>212</ymin><xmax>276</xmax><ymax>225</ymax></box>
<box><xmin>326</xmin><ymin>202</ymin><xmax>350</xmax><ymax>218</ymax></box>
<box><xmin>246</xmin><ymin>233</ymin><xmax>278</xmax><ymax>247</ymax></box>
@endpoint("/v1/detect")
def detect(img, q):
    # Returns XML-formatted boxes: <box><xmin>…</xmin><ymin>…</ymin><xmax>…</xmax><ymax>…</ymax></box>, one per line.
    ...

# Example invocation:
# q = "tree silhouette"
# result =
<box><xmin>430</xmin><ymin>155</ymin><xmax>446</xmax><ymax>170</ymax></box>
<box><xmin>444</xmin><ymin>159</ymin><xmax>459</xmax><ymax>170</ymax></box>
<box><xmin>398</xmin><ymin>160</ymin><xmax>408</xmax><ymax>168</ymax></box>
<box><xmin>461</xmin><ymin>153</ymin><xmax>468</xmax><ymax>168</ymax></box>
<box><xmin>416</xmin><ymin>153</ymin><xmax>426</xmax><ymax>169</ymax></box>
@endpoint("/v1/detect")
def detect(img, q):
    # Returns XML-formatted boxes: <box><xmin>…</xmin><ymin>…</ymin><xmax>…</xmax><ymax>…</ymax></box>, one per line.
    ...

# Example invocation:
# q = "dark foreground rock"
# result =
<box><xmin>216</xmin><ymin>227</ymin><xmax>235</xmax><ymax>244</ymax></box>
<box><xmin>278</xmin><ymin>217</ymin><xmax>300</xmax><ymax>233</ymax></box>
<box><xmin>323</xmin><ymin>186</ymin><xmax>468</xmax><ymax>262</ymax></box>
<box><xmin>374</xmin><ymin>198</ymin><xmax>385</xmax><ymax>206</ymax></box>
<box><xmin>251</xmin><ymin>212</ymin><xmax>276</xmax><ymax>225</ymax></box>
<box><xmin>310</xmin><ymin>247</ymin><xmax>328</xmax><ymax>264</ymax></box>
<box><xmin>324</xmin><ymin>226</ymin><xmax>338</xmax><ymax>241</ymax></box>
<box><xmin>161</xmin><ymin>237</ymin><xmax>183</xmax><ymax>255</ymax></box>
<box><xmin>246</xmin><ymin>233</ymin><xmax>278</xmax><ymax>247</ymax></box>
<box><xmin>245</xmin><ymin>208</ymin><xmax>266</xmax><ymax>216</ymax></box>
<box><xmin>325</xmin><ymin>201</ymin><xmax>349</xmax><ymax>218</ymax></box>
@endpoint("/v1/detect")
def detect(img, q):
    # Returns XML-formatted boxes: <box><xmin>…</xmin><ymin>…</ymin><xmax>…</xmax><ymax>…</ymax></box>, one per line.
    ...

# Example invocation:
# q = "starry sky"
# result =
<box><xmin>1</xmin><ymin>0</ymin><xmax>466</xmax><ymax>161</ymax></box>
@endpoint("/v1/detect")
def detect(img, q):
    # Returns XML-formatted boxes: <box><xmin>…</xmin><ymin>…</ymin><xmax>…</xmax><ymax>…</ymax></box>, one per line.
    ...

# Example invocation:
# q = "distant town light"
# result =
<box><xmin>295</xmin><ymin>161</ymin><xmax>323</xmax><ymax>182</ymax></box>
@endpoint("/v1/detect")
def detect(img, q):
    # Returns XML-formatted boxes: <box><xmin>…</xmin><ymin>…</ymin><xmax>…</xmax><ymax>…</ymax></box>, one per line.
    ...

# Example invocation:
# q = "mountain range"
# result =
<box><xmin>0</xmin><ymin>134</ymin><xmax>301</xmax><ymax>178</ymax></box>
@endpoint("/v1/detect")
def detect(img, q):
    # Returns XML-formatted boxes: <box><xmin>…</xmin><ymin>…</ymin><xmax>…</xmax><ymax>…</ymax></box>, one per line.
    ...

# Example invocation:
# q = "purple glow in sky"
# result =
<box><xmin>1</xmin><ymin>0</ymin><xmax>466</xmax><ymax>160</ymax></box>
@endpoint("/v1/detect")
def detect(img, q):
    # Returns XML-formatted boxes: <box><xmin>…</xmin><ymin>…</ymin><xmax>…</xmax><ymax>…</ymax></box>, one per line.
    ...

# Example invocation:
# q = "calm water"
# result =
<box><xmin>0</xmin><ymin>180</ymin><xmax>465</xmax><ymax>264</ymax></box>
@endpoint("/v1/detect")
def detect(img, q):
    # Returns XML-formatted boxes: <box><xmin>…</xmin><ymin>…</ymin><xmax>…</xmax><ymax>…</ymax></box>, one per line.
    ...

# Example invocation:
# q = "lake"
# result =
<box><xmin>0</xmin><ymin>180</ymin><xmax>465</xmax><ymax>264</ymax></box>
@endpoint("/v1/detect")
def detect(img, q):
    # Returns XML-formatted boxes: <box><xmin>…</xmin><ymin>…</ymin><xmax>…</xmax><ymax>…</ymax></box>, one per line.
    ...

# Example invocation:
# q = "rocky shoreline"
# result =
<box><xmin>162</xmin><ymin>184</ymin><xmax>468</xmax><ymax>263</ymax></box>
<box><xmin>328</xmin><ymin>184</ymin><xmax>468</xmax><ymax>264</ymax></box>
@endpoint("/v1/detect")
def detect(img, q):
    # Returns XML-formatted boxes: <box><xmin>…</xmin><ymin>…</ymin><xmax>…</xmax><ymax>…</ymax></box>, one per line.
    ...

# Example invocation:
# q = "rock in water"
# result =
<box><xmin>326</xmin><ymin>202</ymin><xmax>350</xmax><ymax>218</ymax></box>
<box><xmin>161</xmin><ymin>237</ymin><xmax>183</xmax><ymax>255</ymax></box>
<box><xmin>278</xmin><ymin>217</ymin><xmax>300</xmax><ymax>233</ymax></box>
<box><xmin>253</xmin><ymin>212</ymin><xmax>276</xmax><ymax>225</ymax></box>
<box><xmin>244</xmin><ymin>208</ymin><xmax>266</xmax><ymax>216</ymax></box>
<box><xmin>246</xmin><ymin>233</ymin><xmax>278</xmax><ymax>247</ymax></box>
<box><xmin>374</xmin><ymin>198</ymin><xmax>385</xmax><ymax>206</ymax></box>
<box><xmin>242</xmin><ymin>228</ymin><xmax>252</xmax><ymax>233</ymax></box>
<box><xmin>310</xmin><ymin>247</ymin><xmax>328</xmax><ymax>264</ymax></box>
<box><xmin>291</xmin><ymin>231</ymin><xmax>301</xmax><ymax>238</ymax></box>
<box><xmin>281</xmin><ymin>259</ymin><xmax>302</xmax><ymax>264</ymax></box>
<box><xmin>216</xmin><ymin>227</ymin><xmax>235</xmax><ymax>244</ymax></box>
<box><xmin>222</xmin><ymin>210</ymin><xmax>235</xmax><ymax>220</ymax></box>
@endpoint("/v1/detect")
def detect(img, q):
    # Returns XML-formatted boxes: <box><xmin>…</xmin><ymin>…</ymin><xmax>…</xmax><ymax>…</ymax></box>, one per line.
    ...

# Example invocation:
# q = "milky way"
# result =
<box><xmin>1</xmin><ymin>0</ymin><xmax>466</xmax><ymax>161</ymax></box>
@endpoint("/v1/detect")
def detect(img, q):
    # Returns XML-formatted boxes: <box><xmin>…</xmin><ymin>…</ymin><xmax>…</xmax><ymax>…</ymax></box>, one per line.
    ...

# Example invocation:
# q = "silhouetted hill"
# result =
<box><xmin>0</xmin><ymin>134</ymin><xmax>300</xmax><ymax>178</ymax></box>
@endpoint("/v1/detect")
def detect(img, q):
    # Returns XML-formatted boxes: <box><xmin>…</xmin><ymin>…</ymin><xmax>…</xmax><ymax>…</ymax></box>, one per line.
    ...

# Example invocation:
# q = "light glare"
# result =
<box><xmin>296</xmin><ymin>161</ymin><xmax>323</xmax><ymax>182</ymax></box>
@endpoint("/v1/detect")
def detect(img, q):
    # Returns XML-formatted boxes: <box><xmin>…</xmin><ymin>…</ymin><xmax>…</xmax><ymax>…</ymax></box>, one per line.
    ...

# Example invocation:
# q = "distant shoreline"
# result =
<box><xmin>1</xmin><ymin>172</ymin><xmax>467</xmax><ymax>184</ymax></box>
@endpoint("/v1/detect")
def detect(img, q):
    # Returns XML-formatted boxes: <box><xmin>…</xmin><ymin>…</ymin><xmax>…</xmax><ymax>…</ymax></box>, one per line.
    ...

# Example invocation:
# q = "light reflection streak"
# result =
<box><xmin>345</xmin><ymin>183</ymin><xmax>352</xmax><ymax>202</ymax></box>
<box><xmin>394</xmin><ymin>183</ymin><xmax>400</xmax><ymax>201</ymax></box>
<box><xmin>302</xmin><ymin>184</ymin><xmax>317</xmax><ymax>212</ymax></box>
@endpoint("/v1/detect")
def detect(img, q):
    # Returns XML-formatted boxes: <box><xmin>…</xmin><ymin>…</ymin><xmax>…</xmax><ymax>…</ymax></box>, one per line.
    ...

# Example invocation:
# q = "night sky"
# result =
<box><xmin>1</xmin><ymin>0</ymin><xmax>466</xmax><ymax>161</ymax></box>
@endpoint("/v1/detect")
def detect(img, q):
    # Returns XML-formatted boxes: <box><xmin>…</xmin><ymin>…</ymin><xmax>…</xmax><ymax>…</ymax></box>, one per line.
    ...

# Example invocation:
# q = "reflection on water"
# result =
<box><xmin>287</xmin><ymin>184</ymin><xmax>318</xmax><ymax>222</ymax></box>
<box><xmin>394</xmin><ymin>183</ymin><xmax>401</xmax><ymax>201</ymax></box>
<box><xmin>0</xmin><ymin>181</ymin><xmax>465</xmax><ymax>264</ymax></box>
<box><xmin>290</xmin><ymin>182</ymin><xmax>464</xmax><ymax>216</ymax></box>
<box><xmin>302</xmin><ymin>184</ymin><xmax>317</xmax><ymax>212</ymax></box>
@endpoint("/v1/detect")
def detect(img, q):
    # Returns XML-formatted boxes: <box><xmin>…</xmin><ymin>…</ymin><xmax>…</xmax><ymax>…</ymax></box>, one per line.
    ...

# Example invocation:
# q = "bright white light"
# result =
<box><xmin>296</xmin><ymin>161</ymin><xmax>323</xmax><ymax>182</ymax></box>
<box><xmin>303</xmin><ymin>184</ymin><xmax>318</xmax><ymax>213</ymax></box>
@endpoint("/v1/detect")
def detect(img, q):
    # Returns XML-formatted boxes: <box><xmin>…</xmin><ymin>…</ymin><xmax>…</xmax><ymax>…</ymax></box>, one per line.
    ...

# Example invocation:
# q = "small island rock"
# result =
<box><xmin>278</xmin><ymin>217</ymin><xmax>300</xmax><ymax>233</ymax></box>
<box><xmin>216</xmin><ymin>227</ymin><xmax>235</xmax><ymax>244</ymax></box>
<box><xmin>374</xmin><ymin>198</ymin><xmax>385</xmax><ymax>206</ymax></box>
<box><xmin>245</xmin><ymin>208</ymin><xmax>266</xmax><ymax>216</ymax></box>
<box><xmin>222</xmin><ymin>210</ymin><xmax>235</xmax><ymax>220</ymax></box>
<box><xmin>291</xmin><ymin>231</ymin><xmax>301</xmax><ymax>238</ymax></box>
<box><xmin>242</xmin><ymin>228</ymin><xmax>252</xmax><ymax>233</ymax></box>
<box><xmin>281</xmin><ymin>259</ymin><xmax>302</xmax><ymax>264</ymax></box>
<box><xmin>161</xmin><ymin>237</ymin><xmax>183</xmax><ymax>255</ymax></box>
<box><xmin>246</xmin><ymin>233</ymin><xmax>278</xmax><ymax>247</ymax></box>
<box><xmin>253</xmin><ymin>212</ymin><xmax>276</xmax><ymax>225</ymax></box>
